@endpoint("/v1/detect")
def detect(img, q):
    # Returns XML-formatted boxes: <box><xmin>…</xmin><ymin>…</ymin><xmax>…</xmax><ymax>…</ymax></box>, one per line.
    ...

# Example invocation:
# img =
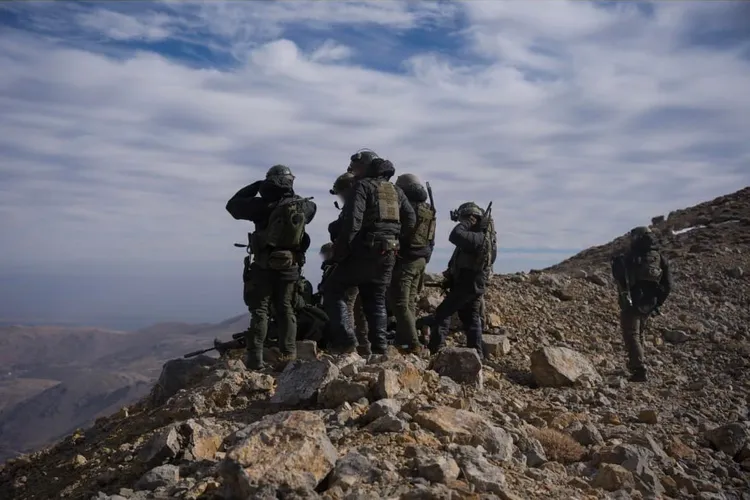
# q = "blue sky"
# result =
<box><xmin>1</xmin><ymin>1</ymin><xmax>749</xmax><ymax>328</ymax></box>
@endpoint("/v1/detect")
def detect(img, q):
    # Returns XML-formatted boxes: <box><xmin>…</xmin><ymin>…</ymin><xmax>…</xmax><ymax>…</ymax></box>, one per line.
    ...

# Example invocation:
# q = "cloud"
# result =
<box><xmin>0</xmin><ymin>0</ymin><xmax>749</xmax><ymax>282</ymax></box>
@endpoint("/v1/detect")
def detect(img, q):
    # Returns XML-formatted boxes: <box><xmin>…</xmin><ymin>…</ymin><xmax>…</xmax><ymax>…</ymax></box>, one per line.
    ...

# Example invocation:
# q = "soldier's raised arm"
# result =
<box><xmin>226</xmin><ymin>180</ymin><xmax>266</xmax><ymax>221</ymax></box>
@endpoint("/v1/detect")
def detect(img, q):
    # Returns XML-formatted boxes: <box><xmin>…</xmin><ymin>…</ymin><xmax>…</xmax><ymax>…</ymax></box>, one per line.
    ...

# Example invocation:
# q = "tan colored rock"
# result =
<box><xmin>637</xmin><ymin>409</ymin><xmax>659</xmax><ymax>425</ymax></box>
<box><xmin>592</xmin><ymin>463</ymin><xmax>635</xmax><ymax>491</ymax></box>
<box><xmin>413</xmin><ymin>406</ymin><xmax>513</xmax><ymax>459</ymax></box>
<box><xmin>220</xmin><ymin>411</ymin><xmax>337</xmax><ymax>493</ymax></box>
<box><xmin>483</xmin><ymin>335</ymin><xmax>511</xmax><ymax>357</ymax></box>
<box><xmin>530</xmin><ymin>347</ymin><xmax>601</xmax><ymax>387</ymax></box>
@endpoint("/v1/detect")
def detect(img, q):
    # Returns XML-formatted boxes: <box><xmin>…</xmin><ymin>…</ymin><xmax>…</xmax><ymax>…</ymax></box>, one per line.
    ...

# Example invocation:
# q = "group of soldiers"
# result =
<box><xmin>225</xmin><ymin>151</ymin><xmax>672</xmax><ymax>383</ymax></box>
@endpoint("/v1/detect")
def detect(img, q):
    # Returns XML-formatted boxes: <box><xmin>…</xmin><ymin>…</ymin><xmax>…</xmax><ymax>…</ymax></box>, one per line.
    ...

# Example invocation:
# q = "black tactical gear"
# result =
<box><xmin>611</xmin><ymin>228</ymin><xmax>672</xmax><ymax>381</ymax></box>
<box><xmin>324</xmin><ymin>156</ymin><xmax>416</xmax><ymax>354</ymax></box>
<box><xmin>320</xmin><ymin>242</ymin><xmax>334</xmax><ymax>255</ymax></box>
<box><xmin>425</xmin><ymin>214</ymin><xmax>494</xmax><ymax>357</ymax></box>
<box><xmin>226</xmin><ymin>178</ymin><xmax>317</xmax><ymax>369</ymax></box>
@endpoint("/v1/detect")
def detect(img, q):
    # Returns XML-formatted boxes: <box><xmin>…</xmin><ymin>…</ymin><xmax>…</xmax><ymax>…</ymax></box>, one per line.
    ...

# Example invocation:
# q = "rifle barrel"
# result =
<box><xmin>183</xmin><ymin>347</ymin><xmax>216</xmax><ymax>358</ymax></box>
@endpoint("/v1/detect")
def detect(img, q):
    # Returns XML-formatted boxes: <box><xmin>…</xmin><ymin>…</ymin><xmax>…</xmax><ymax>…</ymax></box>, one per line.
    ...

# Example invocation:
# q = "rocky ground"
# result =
<box><xmin>1</xmin><ymin>187</ymin><xmax>748</xmax><ymax>500</ymax></box>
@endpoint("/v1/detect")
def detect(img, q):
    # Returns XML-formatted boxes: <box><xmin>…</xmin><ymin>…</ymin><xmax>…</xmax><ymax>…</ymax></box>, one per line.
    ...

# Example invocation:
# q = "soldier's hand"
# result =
<box><xmin>477</xmin><ymin>216</ymin><xmax>490</xmax><ymax>232</ymax></box>
<box><xmin>247</xmin><ymin>180</ymin><xmax>263</xmax><ymax>197</ymax></box>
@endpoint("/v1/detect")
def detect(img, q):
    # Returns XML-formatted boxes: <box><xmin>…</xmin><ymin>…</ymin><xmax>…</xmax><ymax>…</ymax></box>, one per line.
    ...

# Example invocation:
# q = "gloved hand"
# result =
<box><xmin>247</xmin><ymin>180</ymin><xmax>263</xmax><ymax>197</ymax></box>
<box><xmin>477</xmin><ymin>216</ymin><xmax>490</xmax><ymax>232</ymax></box>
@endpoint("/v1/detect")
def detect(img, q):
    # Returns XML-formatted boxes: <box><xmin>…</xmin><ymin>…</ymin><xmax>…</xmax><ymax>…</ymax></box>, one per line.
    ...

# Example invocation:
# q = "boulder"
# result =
<box><xmin>706</xmin><ymin>422</ymin><xmax>749</xmax><ymax>458</ymax></box>
<box><xmin>414</xmin><ymin>453</ymin><xmax>460</xmax><ymax>484</ymax></box>
<box><xmin>329</xmin><ymin>451</ymin><xmax>378</xmax><ymax>491</ymax></box>
<box><xmin>413</xmin><ymin>406</ymin><xmax>513</xmax><ymax>459</ymax></box>
<box><xmin>361</xmin><ymin>399</ymin><xmax>402</xmax><ymax>424</ymax></box>
<box><xmin>431</xmin><ymin>347</ymin><xmax>483</xmax><ymax>388</ymax></box>
<box><xmin>135</xmin><ymin>464</ymin><xmax>180</xmax><ymax>490</ymax></box>
<box><xmin>592</xmin><ymin>463</ymin><xmax>635</xmax><ymax>492</ymax></box>
<box><xmin>139</xmin><ymin>418</ymin><xmax>231</xmax><ymax>466</ymax></box>
<box><xmin>572</xmin><ymin>422</ymin><xmax>604</xmax><ymax>447</ymax></box>
<box><xmin>366</xmin><ymin>414</ymin><xmax>409</xmax><ymax>433</ymax></box>
<box><xmin>530</xmin><ymin>347</ymin><xmax>602</xmax><ymax>387</ymax></box>
<box><xmin>149</xmin><ymin>356</ymin><xmax>217</xmax><ymax>407</ymax></box>
<box><xmin>296</xmin><ymin>340</ymin><xmax>319</xmax><ymax>361</ymax></box>
<box><xmin>663</xmin><ymin>330</ymin><xmax>690</xmax><ymax>344</ymax></box>
<box><xmin>271</xmin><ymin>359</ymin><xmax>340</xmax><ymax>406</ymax></box>
<box><xmin>375</xmin><ymin>369</ymin><xmax>401</xmax><ymax>400</ymax></box>
<box><xmin>452</xmin><ymin>445</ymin><xmax>507</xmax><ymax>494</ymax></box>
<box><xmin>318</xmin><ymin>379</ymin><xmax>370</xmax><ymax>409</ymax></box>
<box><xmin>483</xmin><ymin>335</ymin><xmax>511</xmax><ymax>357</ymax></box>
<box><xmin>220</xmin><ymin>411</ymin><xmax>337</xmax><ymax>494</ymax></box>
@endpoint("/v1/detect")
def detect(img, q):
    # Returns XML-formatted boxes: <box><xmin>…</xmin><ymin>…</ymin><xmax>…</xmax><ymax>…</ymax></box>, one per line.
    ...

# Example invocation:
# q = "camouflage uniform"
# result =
<box><xmin>611</xmin><ymin>226</ymin><xmax>672</xmax><ymax>382</ymax></box>
<box><xmin>388</xmin><ymin>173</ymin><xmax>436</xmax><ymax>350</ymax></box>
<box><xmin>226</xmin><ymin>165</ymin><xmax>317</xmax><ymax>369</ymax></box>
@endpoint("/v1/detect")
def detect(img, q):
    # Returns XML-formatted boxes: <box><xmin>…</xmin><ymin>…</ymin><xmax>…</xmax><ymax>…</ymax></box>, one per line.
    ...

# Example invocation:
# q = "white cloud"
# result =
<box><xmin>0</xmin><ymin>0</ymin><xmax>749</xmax><ymax>280</ymax></box>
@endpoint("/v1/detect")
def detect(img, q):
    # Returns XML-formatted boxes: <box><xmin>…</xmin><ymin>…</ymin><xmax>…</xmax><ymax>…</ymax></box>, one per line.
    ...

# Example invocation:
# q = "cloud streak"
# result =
<box><xmin>0</xmin><ymin>0</ymin><xmax>749</xmax><ymax>282</ymax></box>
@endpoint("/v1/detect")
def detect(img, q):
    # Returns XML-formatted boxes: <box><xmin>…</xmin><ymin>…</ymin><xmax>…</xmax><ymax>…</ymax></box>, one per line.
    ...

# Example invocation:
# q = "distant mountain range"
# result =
<box><xmin>0</xmin><ymin>313</ymin><xmax>250</xmax><ymax>462</ymax></box>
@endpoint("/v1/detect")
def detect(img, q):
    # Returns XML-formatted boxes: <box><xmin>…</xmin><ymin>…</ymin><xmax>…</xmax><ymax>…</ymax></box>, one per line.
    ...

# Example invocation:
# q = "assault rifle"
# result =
<box><xmin>426</xmin><ymin>181</ymin><xmax>436</xmax><ymax>213</ymax></box>
<box><xmin>183</xmin><ymin>332</ymin><xmax>246</xmax><ymax>359</ymax></box>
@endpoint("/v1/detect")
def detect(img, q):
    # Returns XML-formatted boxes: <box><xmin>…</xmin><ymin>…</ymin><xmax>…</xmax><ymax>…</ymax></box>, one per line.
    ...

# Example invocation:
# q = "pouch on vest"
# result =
<box><xmin>409</xmin><ymin>203</ymin><xmax>436</xmax><ymax>248</ymax></box>
<box><xmin>242</xmin><ymin>256</ymin><xmax>254</xmax><ymax>307</ymax></box>
<box><xmin>266</xmin><ymin>199</ymin><xmax>307</xmax><ymax>249</ymax></box>
<box><xmin>376</xmin><ymin>182</ymin><xmax>400</xmax><ymax>223</ymax></box>
<box><xmin>268</xmin><ymin>250</ymin><xmax>295</xmax><ymax>270</ymax></box>
<box><xmin>632</xmin><ymin>250</ymin><xmax>662</xmax><ymax>283</ymax></box>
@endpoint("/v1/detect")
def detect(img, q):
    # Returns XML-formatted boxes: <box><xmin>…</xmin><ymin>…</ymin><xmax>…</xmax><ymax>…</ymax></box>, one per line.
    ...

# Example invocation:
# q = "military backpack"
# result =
<box><xmin>630</xmin><ymin>250</ymin><xmax>663</xmax><ymax>284</ymax></box>
<box><xmin>252</xmin><ymin>197</ymin><xmax>309</xmax><ymax>269</ymax></box>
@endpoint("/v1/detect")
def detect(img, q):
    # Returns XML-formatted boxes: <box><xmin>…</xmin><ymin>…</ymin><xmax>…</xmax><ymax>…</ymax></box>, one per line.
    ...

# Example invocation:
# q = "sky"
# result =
<box><xmin>1</xmin><ymin>1</ymin><xmax>749</xmax><ymax>329</ymax></box>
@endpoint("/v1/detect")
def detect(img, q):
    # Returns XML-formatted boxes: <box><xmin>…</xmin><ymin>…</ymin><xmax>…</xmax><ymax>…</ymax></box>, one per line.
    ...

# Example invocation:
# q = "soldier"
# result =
<box><xmin>324</xmin><ymin>150</ymin><xmax>416</xmax><ymax>354</ymax></box>
<box><xmin>225</xmin><ymin>165</ymin><xmax>317</xmax><ymax>370</ymax></box>
<box><xmin>327</xmin><ymin>174</ymin><xmax>371</xmax><ymax>354</ymax></box>
<box><xmin>611</xmin><ymin>226</ymin><xmax>672</xmax><ymax>382</ymax></box>
<box><xmin>390</xmin><ymin>173</ymin><xmax>436</xmax><ymax>352</ymax></box>
<box><xmin>423</xmin><ymin>202</ymin><xmax>496</xmax><ymax>357</ymax></box>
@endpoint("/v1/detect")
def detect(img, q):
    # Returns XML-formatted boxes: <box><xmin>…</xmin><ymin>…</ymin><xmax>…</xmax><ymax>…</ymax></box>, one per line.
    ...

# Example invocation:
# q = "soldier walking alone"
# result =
<box><xmin>611</xmin><ymin>226</ymin><xmax>672</xmax><ymax>382</ymax></box>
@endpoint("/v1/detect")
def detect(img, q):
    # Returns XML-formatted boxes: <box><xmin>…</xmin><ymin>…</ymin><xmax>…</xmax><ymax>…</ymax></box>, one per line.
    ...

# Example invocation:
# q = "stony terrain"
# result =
<box><xmin>0</xmin><ymin>187</ymin><xmax>748</xmax><ymax>500</ymax></box>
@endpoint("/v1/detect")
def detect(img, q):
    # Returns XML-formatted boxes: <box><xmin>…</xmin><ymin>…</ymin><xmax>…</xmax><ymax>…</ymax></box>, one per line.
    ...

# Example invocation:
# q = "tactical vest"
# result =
<box><xmin>362</xmin><ymin>180</ymin><xmax>400</xmax><ymax>229</ymax></box>
<box><xmin>450</xmin><ymin>231</ymin><xmax>493</xmax><ymax>274</ymax></box>
<box><xmin>251</xmin><ymin>197</ymin><xmax>308</xmax><ymax>270</ymax></box>
<box><xmin>406</xmin><ymin>201</ymin><xmax>436</xmax><ymax>249</ymax></box>
<box><xmin>629</xmin><ymin>249</ymin><xmax>663</xmax><ymax>284</ymax></box>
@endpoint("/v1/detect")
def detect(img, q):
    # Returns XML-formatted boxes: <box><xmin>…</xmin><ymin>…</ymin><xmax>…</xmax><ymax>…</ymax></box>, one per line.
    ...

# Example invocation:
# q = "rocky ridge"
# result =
<box><xmin>0</xmin><ymin>187</ymin><xmax>748</xmax><ymax>500</ymax></box>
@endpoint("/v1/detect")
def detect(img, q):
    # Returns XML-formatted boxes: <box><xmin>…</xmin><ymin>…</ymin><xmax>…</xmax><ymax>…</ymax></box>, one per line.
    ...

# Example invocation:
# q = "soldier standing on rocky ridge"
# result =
<box><xmin>324</xmin><ymin>150</ymin><xmax>415</xmax><ymax>355</ymax></box>
<box><xmin>421</xmin><ymin>202</ymin><xmax>496</xmax><ymax>357</ymax></box>
<box><xmin>390</xmin><ymin>173</ymin><xmax>436</xmax><ymax>353</ymax></box>
<box><xmin>324</xmin><ymin>174</ymin><xmax>371</xmax><ymax>354</ymax></box>
<box><xmin>611</xmin><ymin>226</ymin><xmax>673</xmax><ymax>382</ymax></box>
<box><xmin>225</xmin><ymin>165</ymin><xmax>317</xmax><ymax>370</ymax></box>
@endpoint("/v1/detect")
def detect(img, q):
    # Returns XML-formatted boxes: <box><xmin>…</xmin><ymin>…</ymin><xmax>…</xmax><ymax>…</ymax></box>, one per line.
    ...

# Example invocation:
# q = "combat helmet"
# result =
<box><xmin>348</xmin><ymin>148</ymin><xmax>380</xmax><ymax>172</ymax></box>
<box><xmin>450</xmin><ymin>202</ymin><xmax>483</xmax><ymax>221</ymax></box>
<box><xmin>395</xmin><ymin>173</ymin><xmax>423</xmax><ymax>190</ymax></box>
<box><xmin>330</xmin><ymin>172</ymin><xmax>356</xmax><ymax>195</ymax></box>
<box><xmin>266</xmin><ymin>164</ymin><xmax>295</xmax><ymax>181</ymax></box>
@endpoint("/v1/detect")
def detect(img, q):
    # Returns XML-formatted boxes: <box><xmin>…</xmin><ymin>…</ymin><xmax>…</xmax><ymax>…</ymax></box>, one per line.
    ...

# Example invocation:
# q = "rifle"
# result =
<box><xmin>183</xmin><ymin>332</ymin><xmax>247</xmax><ymax>359</ymax></box>
<box><xmin>426</xmin><ymin>182</ymin><xmax>436</xmax><ymax>213</ymax></box>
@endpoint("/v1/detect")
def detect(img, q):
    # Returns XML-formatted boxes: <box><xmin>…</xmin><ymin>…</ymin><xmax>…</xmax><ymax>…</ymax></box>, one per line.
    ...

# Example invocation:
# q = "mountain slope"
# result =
<box><xmin>0</xmin><ymin>187</ymin><xmax>748</xmax><ymax>500</ymax></box>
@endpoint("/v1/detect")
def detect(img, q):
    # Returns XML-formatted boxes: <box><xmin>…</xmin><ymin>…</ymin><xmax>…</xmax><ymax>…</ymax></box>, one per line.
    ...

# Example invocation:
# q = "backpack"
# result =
<box><xmin>265</xmin><ymin>197</ymin><xmax>308</xmax><ymax>250</ymax></box>
<box><xmin>407</xmin><ymin>202</ymin><xmax>436</xmax><ymax>248</ymax></box>
<box><xmin>631</xmin><ymin>250</ymin><xmax>663</xmax><ymax>284</ymax></box>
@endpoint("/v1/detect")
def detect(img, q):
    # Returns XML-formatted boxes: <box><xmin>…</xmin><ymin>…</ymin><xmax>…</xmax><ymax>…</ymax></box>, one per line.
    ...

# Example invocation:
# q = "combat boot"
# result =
<box><xmin>274</xmin><ymin>353</ymin><xmax>297</xmax><ymax>372</ymax></box>
<box><xmin>357</xmin><ymin>344</ymin><xmax>372</xmax><ymax>356</ymax></box>
<box><xmin>243</xmin><ymin>351</ymin><xmax>266</xmax><ymax>371</ymax></box>
<box><xmin>629</xmin><ymin>368</ymin><xmax>648</xmax><ymax>383</ymax></box>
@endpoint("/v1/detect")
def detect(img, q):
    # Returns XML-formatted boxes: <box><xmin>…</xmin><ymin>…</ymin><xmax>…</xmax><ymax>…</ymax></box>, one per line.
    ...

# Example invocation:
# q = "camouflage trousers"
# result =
<box><xmin>344</xmin><ymin>287</ymin><xmax>369</xmax><ymax>348</ymax></box>
<box><xmin>620</xmin><ymin>308</ymin><xmax>647</xmax><ymax>374</ymax></box>
<box><xmin>388</xmin><ymin>257</ymin><xmax>426</xmax><ymax>347</ymax></box>
<box><xmin>245</xmin><ymin>267</ymin><xmax>297</xmax><ymax>369</ymax></box>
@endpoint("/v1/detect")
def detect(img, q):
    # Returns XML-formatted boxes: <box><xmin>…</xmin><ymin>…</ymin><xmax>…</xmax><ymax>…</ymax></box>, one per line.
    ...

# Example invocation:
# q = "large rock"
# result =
<box><xmin>139</xmin><ymin>418</ymin><xmax>230</xmax><ymax>466</ymax></box>
<box><xmin>530</xmin><ymin>347</ymin><xmax>601</xmax><ymax>387</ymax></box>
<box><xmin>413</xmin><ymin>406</ymin><xmax>513</xmax><ymax>459</ymax></box>
<box><xmin>592</xmin><ymin>463</ymin><xmax>635</xmax><ymax>492</ymax></box>
<box><xmin>318</xmin><ymin>379</ymin><xmax>370</xmax><ymax>409</ymax></box>
<box><xmin>452</xmin><ymin>445</ymin><xmax>507</xmax><ymax>494</ymax></box>
<box><xmin>595</xmin><ymin>444</ymin><xmax>664</xmax><ymax>497</ymax></box>
<box><xmin>483</xmin><ymin>335</ymin><xmax>511</xmax><ymax>357</ymax></box>
<box><xmin>329</xmin><ymin>451</ymin><xmax>378</xmax><ymax>491</ymax></box>
<box><xmin>220</xmin><ymin>411</ymin><xmax>337</xmax><ymax>494</ymax></box>
<box><xmin>149</xmin><ymin>356</ymin><xmax>217</xmax><ymax>407</ymax></box>
<box><xmin>414</xmin><ymin>452</ymin><xmax>460</xmax><ymax>484</ymax></box>
<box><xmin>361</xmin><ymin>399</ymin><xmax>402</xmax><ymax>424</ymax></box>
<box><xmin>271</xmin><ymin>359</ymin><xmax>340</xmax><ymax>406</ymax></box>
<box><xmin>431</xmin><ymin>347</ymin><xmax>483</xmax><ymax>388</ymax></box>
<box><xmin>135</xmin><ymin>464</ymin><xmax>180</xmax><ymax>490</ymax></box>
<box><xmin>706</xmin><ymin>422</ymin><xmax>749</xmax><ymax>458</ymax></box>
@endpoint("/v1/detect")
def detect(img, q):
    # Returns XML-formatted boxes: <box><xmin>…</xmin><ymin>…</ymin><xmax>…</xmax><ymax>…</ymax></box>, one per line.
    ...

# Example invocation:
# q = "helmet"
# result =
<box><xmin>320</xmin><ymin>242</ymin><xmax>334</xmax><ymax>254</ymax></box>
<box><xmin>395</xmin><ymin>173</ymin><xmax>422</xmax><ymax>190</ymax></box>
<box><xmin>348</xmin><ymin>149</ymin><xmax>379</xmax><ymax>172</ymax></box>
<box><xmin>266</xmin><ymin>164</ymin><xmax>295</xmax><ymax>180</ymax></box>
<box><xmin>629</xmin><ymin>226</ymin><xmax>652</xmax><ymax>243</ymax></box>
<box><xmin>330</xmin><ymin>172</ymin><xmax>355</xmax><ymax>195</ymax></box>
<box><xmin>457</xmin><ymin>202</ymin><xmax>483</xmax><ymax>219</ymax></box>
